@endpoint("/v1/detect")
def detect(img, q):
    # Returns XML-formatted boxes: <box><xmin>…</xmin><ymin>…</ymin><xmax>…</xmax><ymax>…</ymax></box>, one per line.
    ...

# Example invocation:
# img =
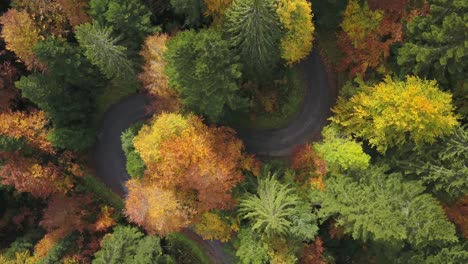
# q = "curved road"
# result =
<box><xmin>93</xmin><ymin>50</ymin><xmax>333</xmax><ymax>263</ymax></box>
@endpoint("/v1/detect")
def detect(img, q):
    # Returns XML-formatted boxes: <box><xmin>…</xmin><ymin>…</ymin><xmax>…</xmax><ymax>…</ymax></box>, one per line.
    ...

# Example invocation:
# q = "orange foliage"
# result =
<box><xmin>93</xmin><ymin>206</ymin><xmax>116</xmax><ymax>232</ymax></box>
<box><xmin>139</xmin><ymin>33</ymin><xmax>181</xmax><ymax>114</ymax></box>
<box><xmin>57</xmin><ymin>0</ymin><xmax>90</xmax><ymax>27</ymax></box>
<box><xmin>338</xmin><ymin>0</ymin><xmax>404</xmax><ymax>77</ymax></box>
<box><xmin>444</xmin><ymin>196</ymin><xmax>468</xmax><ymax>239</ymax></box>
<box><xmin>125</xmin><ymin>179</ymin><xmax>195</xmax><ymax>235</ymax></box>
<box><xmin>34</xmin><ymin>229</ymin><xmax>65</xmax><ymax>257</ymax></box>
<box><xmin>40</xmin><ymin>193</ymin><xmax>92</xmax><ymax>234</ymax></box>
<box><xmin>299</xmin><ymin>237</ymin><xmax>326</xmax><ymax>264</ymax></box>
<box><xmin>0</xmin><ymin>110</ymin><xmax>54</xmax><ymax>153</ymax></box>
<box><xmin>0</xmin><ymin>154</ymin><xmax>69</xmax><ymax>198</ymax></box>
<box><xmin>291</xmin><ymin>144</ymin><xmax>326</xmax><ymax>190</ymax></box>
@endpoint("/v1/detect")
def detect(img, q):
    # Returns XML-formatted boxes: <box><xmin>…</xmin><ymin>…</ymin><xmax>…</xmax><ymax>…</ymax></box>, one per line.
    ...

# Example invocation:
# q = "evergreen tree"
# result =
<box><xmin>75</xmin><ymin>23</ymin><xmax>135</xmax><ymax>80</ymax></box>
<box><xmin>89</xmin><ymin>0</ymin><xmax>155</xmax><ymax>51</ymax></box>
<box><xmin>92</xmin><ymin>226</ymin><xmax>170</xmax><ymax>264</ymax></box>
<box><xmin>15</xmin><ymin>39</ymin><xmax>101</xmax><ymax>150</ymax></box>
<box><xmin>224</xmin><ymin>0</ymin><xmax>282</xmax><ymax>80</ymax></box>
<box><xmin>316</xmin><ymin>166</ymin><xmax>458</xmax><ymax>249</ymax></box>
<box><xmin>165</xmin><ymin>29</ymin><xmax>247</xmax><ymax>122</ymax></box>
<box><xmin>170</xmin><ymin>0</ymin><xmax>205</xmax><ymax>27</ymax></box>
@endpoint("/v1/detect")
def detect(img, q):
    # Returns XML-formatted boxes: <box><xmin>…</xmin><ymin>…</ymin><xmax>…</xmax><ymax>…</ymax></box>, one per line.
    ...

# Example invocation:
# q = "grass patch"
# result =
<box><xmin>235</xmin><ymin>69</ymin><xmax>304</xmax><ymax>130</ymax></box>
<box><xmin>165</xmin><ymin>233</ymin><xmax>211</xmax><ymax>264</ymax></box>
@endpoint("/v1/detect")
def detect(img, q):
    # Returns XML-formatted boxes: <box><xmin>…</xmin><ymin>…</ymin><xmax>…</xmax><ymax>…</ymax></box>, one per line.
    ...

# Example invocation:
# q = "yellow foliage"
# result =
<box><xmin>93</xmin><ymin>206</ymin><xmax>116</xmax><ymax>232</ymax></box>
<box><xmin>194</xmin><ymin>212</ymin><xmax>238</xmax><ymax>242</ymax></box>
<box><xmin>0</xmin><ymin>251</ymin><xmax>38</xmax><ymax>264</ymax></box>
<box><xmin>204</xmin><ymin>0</ymin><xmax>233</xmax><ymax>17</ymax></box>
<box><xmin>331</xmin><ymin>76</ymin><xmax>460</xmax><ymax>153</ymax></box>
<box><xmin>133</xmin><ymin>113</ymin><xmax>189</xmax><ymax>169</ymax></box>
<box><xmin>277</xmin><ymin>0</ymin><xmax>315</xmax><ymax>64</ymax></box>
<box><xmin>0</xmin><ymin>9</ymin><xmax>41</xmax><ymax>69</ymax></box>
<box><xmin>34</xmin><ymin>230</ymin><xmax>64</xmax><ymax>258</ymax></box>
<box><xmin>341</xmin><ymin>0</ymin><xmax>383</xmax><ymax>47</ymax></box>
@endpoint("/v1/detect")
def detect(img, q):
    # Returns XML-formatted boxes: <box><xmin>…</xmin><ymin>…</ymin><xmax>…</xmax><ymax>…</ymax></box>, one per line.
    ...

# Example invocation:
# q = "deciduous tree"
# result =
<box><xmin>331</xmin><ymin>76</ymin><xmax>459</xmax><ymax>153</ymax></box>
<box><xmin>56</xmin><ymin>0</ymin><xmax>90</xmax><ymax>27</ymax></box>
<box><xmin>0</xmin><ymin>9</ymin><xmax>41</xmax><ymax>69</ymax></box>
<box><xmin>276</xmin><ymin>0</ymin><xmax>315</xmax><ymax>64</ymax></box>
<box><xmin>194</xmin><ymin>211</ymin><xmax>238</xmax><ymax>242</ymax></box>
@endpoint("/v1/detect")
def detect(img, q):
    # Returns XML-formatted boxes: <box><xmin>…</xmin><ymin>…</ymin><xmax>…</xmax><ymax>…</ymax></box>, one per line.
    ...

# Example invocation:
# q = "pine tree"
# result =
<box><xmin>224</xmin><ymin>0</ymin><xmax>282</xmax><ymax>80</ymax></box>
<box><xmin>165</xmin><ymin>29</ymin><xmax>247</xmax><ymax>121</ymax></box>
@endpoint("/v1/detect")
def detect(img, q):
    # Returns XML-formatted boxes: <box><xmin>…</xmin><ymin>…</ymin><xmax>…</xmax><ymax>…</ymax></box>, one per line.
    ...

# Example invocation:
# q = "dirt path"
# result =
<box><xmin>93</xmin><ymin>49</ymin><xmax>333</xmax><ymax>263</ymax></box>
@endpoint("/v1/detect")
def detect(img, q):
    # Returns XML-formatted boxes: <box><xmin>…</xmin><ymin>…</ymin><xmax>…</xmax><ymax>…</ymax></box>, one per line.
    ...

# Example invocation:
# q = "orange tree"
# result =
<box><xmin>125</xmin><ymin>113</ymin><xmax>257</xmax><ymax>235</ymax></box>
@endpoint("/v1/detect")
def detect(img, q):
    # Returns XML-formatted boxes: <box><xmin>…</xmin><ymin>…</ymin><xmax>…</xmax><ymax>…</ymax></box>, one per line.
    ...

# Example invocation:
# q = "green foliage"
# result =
<box><xmin>235</xmin><ymin>228</ymin><xmax>269</xmax><ymax>264</ymax></box>
<box><xmin>37</xmin><ymin>234</ymin><xmax>78</xmax><ymax>264</ymax></box>
<box><xmin>224</xmin><ymin>0</ymin><xmax>282</xmax><ymax>80</ymax></box>
<box><xmin>316</xmin><ymin>166</ymin><xmax>458</xmax><ymax>249</ymax></box>
<box><xmin>121</xmin><ymin>122</ymin><xmax>146</xmax><ymax>179</ymax></box>
<box><xmin>397</xmin><ymin>0</ymin><xmax>467</xmax><ymax>89</ymax></box>
<box><xmin>239</xmin><ymin>170</ymin><xmax>318</xmax><ymax>240</ymax></box>
<box><xmin>2</xmin><ymin>230</ymin><xmax>44</xmax><ymax>260</ymax></box>
<box><xmin>386</xmin><ymin>126</ymin><xmax>468</xmax><ymax>200</ymax></box>
<box><xmin>92</xmin><ymin>226</ymin><xmax>168</xmax><ymax>264</ymax></box>
<box><xmin>314</xmin><ymin>125</ymin><xmax>370</xmax><ymax>172</ymax></box>
<box><xmin>89</xmin><ymin>0</ymin><xmax>155</xmax><ymax>51</ymax></box>
<box><xmin>0</xmin><ymin>136</ymin><xmax>29</xmax><ymax>153</ymax></box>
<box><xmin>75</xmin><ymin>23</ymin><xmax>135</xmax><ymax>80</ymax></box>
<box><xmin>398</xmin><ymin>243</ymin><xmax>468</xmax><ymax>264</ymax></box>
<box><xmin>16</xmin><ymin>38</ymin><xmax>101</xmax><ymax>150</ymax></box>
<box><xmin>311</xmin><ymin>0</ymin><xmax>347</xmax><ymax>30</ymax></box>
<box><xmin>165</xmin><ymin>29</ymin><xmax>247</xmax><ymax>122</ymax></box>
<box><xmin>80</xmin><ymin>175</ymin><xmax>124</xmax><ymax>220</ymax></box>
<box><xmin>170</xmin><ymin>0</ymin><xmax>205</xmax><ymax>27</ymax></box>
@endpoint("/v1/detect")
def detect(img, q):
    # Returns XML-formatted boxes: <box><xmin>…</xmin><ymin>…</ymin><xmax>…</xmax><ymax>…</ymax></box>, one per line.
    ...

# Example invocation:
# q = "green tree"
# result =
<box><xmin>92</xmin><ymin>226</ymin><xmax>170</xmax><ymax>264</ymax></box>
<box><xmin>385</xmin><ymin>126</ymin><xmax>468</xmax><ymax>200</ymax></box>
<box><xmin>165</xmin><ymin>29</ymin><xmax>247</xmax><ymax>122</ymax></box>
<box><xmin>316</xmin><ymin>166</ymin><xmax>458</xmax><ymax>249</ymax></box>
<box><xmin>170</xmin><ymin>0</ymin><xmax>205</xmax><ymax>27</ymax></box>
<box><xmin>314</xmin><ymin>125</ymin><xmax>370</xmax><ymax>172</ymax></box>
<box><xmin>224</xmin><ymin>0</ymin><xmax>281</xmax><ymax>80</ymax></box>
<box><xmin>89</xmin><ymin>0</ymin><xmax>155</xmax><ymax>51</ymax></box>
<box><xmin>331</xmin><ymin>76</ymin><xmax>460</xmax><ymax>153</ymax></box>
<box><xmin>235</xmin><ymin>228</ymin><xmax>269</xmax><ymax>264</ymax></box>
<box><xmin>15</xmin><ymin>39</ymin><xmax>101</xmax><ymax>150</ymax></box>
<box><xmin>75</xmin><ymin>23</ymin><xmax>135</xmax><ymax>80</ymax></box>
<box><xmin>397</xmin><ymin>0</ymin><xmax>467</xmax><ymax>89</ymax></box>
<box><xmin>239</xmin><ymin>170</ymin><xmax>317</xmax><ymax>240</ymax></box>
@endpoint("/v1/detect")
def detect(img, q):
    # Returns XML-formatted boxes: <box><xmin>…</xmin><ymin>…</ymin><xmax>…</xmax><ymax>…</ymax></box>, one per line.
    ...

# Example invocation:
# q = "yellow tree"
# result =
<box><xmin>0</xmin><ymin>9</ymin><xmax>41</xmax><ymax>69</ymax></box>
<box><xmin>277</xmin><ymin>0</ymin><xmax>315</xmax><ymax>64</ymax></box>
<box><xmin>331</xmin><ymin>76</ymin><xmax>460</xmax><ymax>153</ymax></box>
<box><xmin>139</xmin><ymin>33</ymin><xmax>181</xmax><ymax>113</ymax></box>
<box><xmin>194</xmin><ymin>211</ymin><xmax>238</xmax><ymax>242</ymax></box>
<box><xmin>204</xmin><ymin>0</ymin><xmax>233</xmax><ymax>18</ymax></box>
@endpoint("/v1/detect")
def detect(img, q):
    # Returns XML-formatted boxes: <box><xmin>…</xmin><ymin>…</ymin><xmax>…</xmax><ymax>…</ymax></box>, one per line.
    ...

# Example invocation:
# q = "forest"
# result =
<box><xmin>0</xmin><ymin>0</ymin><xmax>467</xmax><ymax>263</ymax></box>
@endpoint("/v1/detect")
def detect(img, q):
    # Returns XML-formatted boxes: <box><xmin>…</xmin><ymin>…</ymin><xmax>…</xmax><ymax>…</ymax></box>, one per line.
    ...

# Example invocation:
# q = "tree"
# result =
<box><xmin>56</xmin><ymin>0</ymin><xmax>91</xmax><ymax>27</ymax></box>
<box><xmin>387</xmin><ymin>126</ymin><xmax>468</xmax><ymax>200</ymax></box>
<box><xmin>331</xmin><ymin>76</ymin><xmax>460</xmax><ymax>153</ymax></box>
<box><xmin>397</xmin><ymin>0</ymin><xmax>467</xmax><ymax>89</ymax></box>
<box><xmin>12</xmin><ymin>0</ymin><xmax>70</xmax><ymax>38</ymax></box>
<box><xmin>316</xmin><ymin>166</ymin><xmax>458</xmax><ymax>249</ymax></box>
<box><xmin>338</xmin><ymin>0</ymin><xmax>403</xmax><ymax>76</ymax></box>
<box><xmin>0</xmin><ymin>9</ymin><xmax>41</xmax><ymax>69</ymax></box>
<box><xmin>165</xmin><ymin>29</ymin><xmax>247</xmax><ymax>122</ymax></box>
<box><xmin>133</xmin><ymin>113</ymin><xmax>247</xmax><ymax>212</ymax></box>
<box><xmin>0</xmin><ymin>62</ymin><xmax>19</xmax><ymax>112</ymax></box>
<box><xmin>276</xmin><ymin>0</ymin><xmax>315</xmax><ymax>64</ymax></box>
<box><xmin>193</xmin><ymin>211</ymin><xmax>238</xmax><ymax>242</ymax></box>
<box><xmin>314</xmin><ymin>125</ymin><xmax>370</xmax><ymax>172</ymax></box>
<box><xmin>170</xmin><ymin>0</ymin><xmax>205</xmax><ymax>27</ymax></box>
<box><xmin>89</xmin><ymin>0</ymin><xmax>155</xmax><ymax>51</ymax></box>
<box><xmin>239</xmin><ymin>171</ymin><xmax>318</xmax><ymax>240</ymax></box>
<box><xmin>75</xmin><ymin>23</ymin><xmax>135</xmax><ymax>80</ymax></box>
<box><xmin>125</xmin><ymin>179</ymin><xmax>193</xmax><ymax>235</ymax></box>
<box><xmin>15</xmin><ymin>38</ymin><xmax>100</xmax><ymax>150</ymax></box>
<box><xmin>204</xmin><ymin>0</ymin><xmax>232</xmax><ymax>17</ymax></box>
<box><xmin>224</xmin><ymin>0</ymin><xmax>282</xmax><ymax>80</ymax></box>
<box><xmin>92</xmin><ymin>226</ymin><xmax>170</xmax><ymax>263</ymax></box>
<box><xmin>444</xmin><ymin>195</ymin><xmax>468</xmax><ymax>239</ymax></box>
<box><xmin>139</xmin><ymin>33</ymin><xmax>181</xmax><ymax>113</ymax></box>
<box><xmin>235</xmin><ymin>228</ymin><xmax>270</xmax><ymax>264</ymax></box>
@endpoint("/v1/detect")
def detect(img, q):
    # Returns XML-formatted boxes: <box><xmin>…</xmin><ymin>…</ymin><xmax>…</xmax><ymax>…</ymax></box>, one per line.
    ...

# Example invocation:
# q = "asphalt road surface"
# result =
<box><xmin>93</xmin><ymin>50</ymin><xmax>333</xmax><ymax>263</ymax></box>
